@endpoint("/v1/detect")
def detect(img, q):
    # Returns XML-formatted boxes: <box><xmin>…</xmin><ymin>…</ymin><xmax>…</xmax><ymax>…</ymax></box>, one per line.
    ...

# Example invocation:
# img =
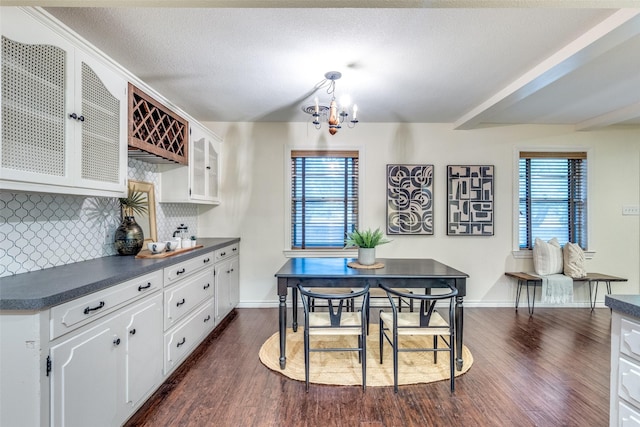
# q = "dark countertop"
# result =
<box><xmin>605</xmin><ymin>294</ymin><xmax>640</xmax><ymax>318</ymax></box>
<box><xmin>0</xmin><ymin>238</ymin><xmax>239</xmax><ymax>311</ymax></box>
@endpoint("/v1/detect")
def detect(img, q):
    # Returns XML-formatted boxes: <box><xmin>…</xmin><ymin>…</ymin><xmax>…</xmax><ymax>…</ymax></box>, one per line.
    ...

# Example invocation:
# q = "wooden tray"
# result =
<box><xmin>136</xmin><ymin>245</ymin><xmax>203</xmax><ymax>259</ymax></box>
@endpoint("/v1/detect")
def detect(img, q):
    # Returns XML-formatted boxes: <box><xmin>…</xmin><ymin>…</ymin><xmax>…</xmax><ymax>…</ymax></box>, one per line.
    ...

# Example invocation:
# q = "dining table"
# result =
<box><xmin>274</xmin><ymin>257</ymin><xmax>469</xmax><ymax>371</ymax></box>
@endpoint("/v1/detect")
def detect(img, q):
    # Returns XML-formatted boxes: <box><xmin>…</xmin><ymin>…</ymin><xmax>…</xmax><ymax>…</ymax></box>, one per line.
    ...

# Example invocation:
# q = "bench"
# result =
<box><xmin>505</xmin><ymin>272</ymin><xmax>627</xmax><ymax>315</ymax></box>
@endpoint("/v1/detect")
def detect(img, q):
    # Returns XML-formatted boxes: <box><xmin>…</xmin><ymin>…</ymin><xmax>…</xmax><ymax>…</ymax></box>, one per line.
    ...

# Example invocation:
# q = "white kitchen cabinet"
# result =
<box><xmin>49</xmin><ymin>293</ymin><xmax>163</xmax><ymax>427</ymax></box>
<box><xmin>214</xmin><ymin>243</ymin><xmax>240</xmax><ymax>323</ymax></box>
<box><xmin>162</xmin><ymin>251</ymin><xmax>216</xmax><ymax>375</ymax></box>
<box><xmin>0</xmin><ymin>7</ymin><xmax>127</xmax><ymax>197</ymax></box>
<box><xmin>163</xmin><ymin>300</ymin><xmax>215</xmax><ymax>374</ymax></box>
<box><xmin>611</xmin><ymin>312</ymin><xmax>640</xmax><ymax>426</ymax></box>
<box><xmin>159</xmin><ymin>122</ymin><xmax>221</xmax><ymax>204</ymax></box>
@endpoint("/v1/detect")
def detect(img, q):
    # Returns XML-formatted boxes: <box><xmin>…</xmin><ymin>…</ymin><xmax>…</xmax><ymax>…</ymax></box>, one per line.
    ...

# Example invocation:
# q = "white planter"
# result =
<box><xmin>358</xmin><ymin>247</ymin><xmax>376</xmax><ymax>265</ymax></box>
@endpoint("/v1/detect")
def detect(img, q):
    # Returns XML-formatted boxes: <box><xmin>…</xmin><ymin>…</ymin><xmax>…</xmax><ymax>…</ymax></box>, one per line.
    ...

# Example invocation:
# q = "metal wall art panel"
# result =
<box><xmin>447</xmin><ymin>165</ymin><xmax>494</xmax><ymax>236</ymax></box>
<box><xmin>387</xmin><ymin>164</ymin><xmax>434</xmax><ymax>235</ymax></box>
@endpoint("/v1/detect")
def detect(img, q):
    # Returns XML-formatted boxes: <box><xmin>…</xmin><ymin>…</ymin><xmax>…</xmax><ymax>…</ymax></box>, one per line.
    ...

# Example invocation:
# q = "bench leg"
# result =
<box><xmin>589</xmin><ymin>280</ymin><xmax>612</xmax><ymax>312</ymax></box>
<box><xmin>516</xmin><ymin>279</ymin><xmax>537</xmax><ymax>315</ymax></box>
<box><xmin>588</xmin><ymin>281</ymin><xmax>597</xmax><ymax>312</ymax></box>
<box><xmin>526</xmin><ymin>280</ymin><xmax>536</xmax><ymax>315</ymax></box>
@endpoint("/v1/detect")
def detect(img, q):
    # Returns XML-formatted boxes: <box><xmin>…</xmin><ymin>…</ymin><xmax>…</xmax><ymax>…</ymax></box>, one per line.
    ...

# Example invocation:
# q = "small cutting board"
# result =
<box><xmin>135</xmin><ymin>245</ymin><xmax>204</xmax><ymax>259</ymax></box>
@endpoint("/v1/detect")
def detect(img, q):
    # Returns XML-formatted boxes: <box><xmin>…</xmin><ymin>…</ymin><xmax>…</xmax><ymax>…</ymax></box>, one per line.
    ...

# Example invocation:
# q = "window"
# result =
<box><xmin>291</xmin><ymin>150</ymin><xmax>359</xmax><ymax>249</ymax></box>
<box><xmin>519</xmin><ymin>152</ymin><xmax>587</xmax><ymax>249</ymax></box>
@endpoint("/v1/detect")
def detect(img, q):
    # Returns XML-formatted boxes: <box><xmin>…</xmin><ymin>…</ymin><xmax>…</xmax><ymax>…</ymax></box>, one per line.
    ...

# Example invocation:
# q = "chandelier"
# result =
<box><xmin>303</xmin><ymin>71</ymin><xmax>359</xmax><ymax>135</ymax></box>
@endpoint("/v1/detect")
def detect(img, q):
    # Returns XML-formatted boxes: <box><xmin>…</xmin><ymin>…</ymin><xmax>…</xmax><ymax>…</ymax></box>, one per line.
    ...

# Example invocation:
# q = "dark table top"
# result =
<box><xmin>275</xmin><ymin>257</ymin><xmax>468</xmax><ymax>280</ymax></box>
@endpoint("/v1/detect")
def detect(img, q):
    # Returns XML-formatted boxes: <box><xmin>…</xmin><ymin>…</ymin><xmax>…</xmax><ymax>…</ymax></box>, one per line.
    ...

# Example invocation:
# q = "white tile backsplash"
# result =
<box><xmin>0</xmin><ymin>158</ymin><xmax>198</xmax><ymax>277</ymax></box>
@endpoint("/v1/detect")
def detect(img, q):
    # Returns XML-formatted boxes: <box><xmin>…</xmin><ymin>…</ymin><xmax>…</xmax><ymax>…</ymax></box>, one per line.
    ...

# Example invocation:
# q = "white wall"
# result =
<box><xmin>198</xmin><ymin>121</ymin><xmax>640</xmax><ymax>308</ymax></box>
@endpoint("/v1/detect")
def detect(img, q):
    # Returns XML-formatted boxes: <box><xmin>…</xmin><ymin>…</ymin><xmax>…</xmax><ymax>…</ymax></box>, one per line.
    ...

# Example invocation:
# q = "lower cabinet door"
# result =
<box><xmin>164</xmin><ymin>300</ymin><xmax>215</xmax><ymax>375</ymax></box>
<box><xmin>122</xmin><ymin>294</ymin><xmax>163</xmax><ymax>413</ymax></box>
<box><xmin>50</xmin><ymin>317</ymin><xmax>120</xmax><ymax>427</ymax></box>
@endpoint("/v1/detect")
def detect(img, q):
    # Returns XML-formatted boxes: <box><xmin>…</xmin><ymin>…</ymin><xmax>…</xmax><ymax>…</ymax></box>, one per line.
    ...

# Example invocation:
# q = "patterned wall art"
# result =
<box><xmin>387</xmin><ymin>164</ymin><xmax>434</xmax><ymax>235</ymax></box>
<box><xmin>447</xmin><ymin>165</ymin><xmax>494</xmax><ymax>236</ymax></box>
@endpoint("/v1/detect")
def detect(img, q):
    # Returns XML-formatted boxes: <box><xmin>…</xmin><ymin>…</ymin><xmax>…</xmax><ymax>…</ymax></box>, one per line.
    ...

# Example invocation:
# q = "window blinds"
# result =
<box><xmin>519</xmin><ymin>152</ymin><xmax>587</xmax><ymax>249</ymax></box>
<box><xmin>291</xmin><ymin>151</ymin><xmax>359</xmax><ymax>249</ymax></box>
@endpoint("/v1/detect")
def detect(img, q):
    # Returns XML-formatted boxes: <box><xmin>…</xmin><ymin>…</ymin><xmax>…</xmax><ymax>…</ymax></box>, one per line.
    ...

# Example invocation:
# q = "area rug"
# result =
<box><xmin>259</xmin><ymin>324</ymin><xmax>473</xmax><ymax>387</ymax></box>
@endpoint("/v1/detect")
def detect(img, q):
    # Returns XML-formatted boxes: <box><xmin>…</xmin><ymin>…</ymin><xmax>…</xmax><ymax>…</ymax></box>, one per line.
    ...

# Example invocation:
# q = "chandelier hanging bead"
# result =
<box><xmin>304</xmin><ymin>71</ymin><xmax>359</xmax><ymax>135</ymax></box>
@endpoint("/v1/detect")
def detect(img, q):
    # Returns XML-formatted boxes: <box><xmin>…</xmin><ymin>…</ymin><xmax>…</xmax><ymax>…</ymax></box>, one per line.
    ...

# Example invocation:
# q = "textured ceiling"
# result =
<box><xmin>20</xmin><ymin>1</ymin><xmax>640</xmax><ymax>129</ymax></box>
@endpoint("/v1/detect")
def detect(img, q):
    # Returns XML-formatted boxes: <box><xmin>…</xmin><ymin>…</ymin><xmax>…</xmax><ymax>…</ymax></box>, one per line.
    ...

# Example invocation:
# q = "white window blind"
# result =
<box><xmin>519</xmin><ymin>152</ymin><xmax>587</xmax><ymax>249</ymax></box>
<box><xmin>291</xmin><ymin>150</ymin><xmax>359</xmax><ymax>249</ymax></box>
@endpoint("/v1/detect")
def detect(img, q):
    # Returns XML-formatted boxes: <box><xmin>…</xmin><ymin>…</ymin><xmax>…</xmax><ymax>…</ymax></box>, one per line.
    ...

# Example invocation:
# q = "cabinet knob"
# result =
<box><xmin>113</xmin><ymin>338</ymin><xmax>121</xmax><ymax>346</ymax></box>
<box><xmin>78</xmin><ymin>115</ymin><xmax>85</xmax><ymax>122</ymax></box>
<box><xmin>206</xmin><ymin>166</ymin><xmax>211</xmax><ymax>170</ymax></box>
<box><xmin>69</xmin><ymin>113</ymin><xmax>77</xmax><ymax>120</ymax></box>
<box><xmin>129</xmin><ymin>329</ymin><xmax>136</xmax><ymax>335</ymax></box>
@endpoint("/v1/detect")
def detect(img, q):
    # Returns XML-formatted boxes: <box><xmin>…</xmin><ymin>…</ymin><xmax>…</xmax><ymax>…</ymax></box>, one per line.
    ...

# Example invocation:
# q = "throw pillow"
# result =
<box><xmin>563</xmin><ymin>242</ymin><xmax>587</xmax><ymax>278</ymax></box>
<box><xmin>533</xmin><ymin>237</ymin><xmax>563</xmax><ymax>275</ymax></box>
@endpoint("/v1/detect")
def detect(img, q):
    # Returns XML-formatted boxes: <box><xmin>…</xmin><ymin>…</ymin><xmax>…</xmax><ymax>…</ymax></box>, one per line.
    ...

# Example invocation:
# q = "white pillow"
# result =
<box><xmin>563</xmin><ymin>242</ymin><xmax>587</xmax><ymax>278</ymax></box>
<box><xmin>533</xmin><ymin>237</ymin><xmax>563</xmax><ymax>275</ymax></box>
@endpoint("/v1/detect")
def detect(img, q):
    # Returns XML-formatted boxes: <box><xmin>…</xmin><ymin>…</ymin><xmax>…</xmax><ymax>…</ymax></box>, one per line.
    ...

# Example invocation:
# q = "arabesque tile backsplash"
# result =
<box><xmin>0</xmin><ymin>159</ymin><xmax>197</xmax><ymax>277</ymax></box>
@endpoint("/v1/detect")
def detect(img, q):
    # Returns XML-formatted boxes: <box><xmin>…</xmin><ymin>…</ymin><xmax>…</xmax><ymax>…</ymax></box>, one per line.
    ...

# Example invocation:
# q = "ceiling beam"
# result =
<box><xmin>3</xmin><ymin>0</ymin><xmax>640</xmax><ymax>7</ymax></box>
<box><xmin>453</xmin><ymin>9</ymin><xmax>640</xmax><ymax>130</ymax></box>
<box><xmin>575</xmin><ymin>101</ymin><xmax>640</xmax><ymax>131</ymax></box>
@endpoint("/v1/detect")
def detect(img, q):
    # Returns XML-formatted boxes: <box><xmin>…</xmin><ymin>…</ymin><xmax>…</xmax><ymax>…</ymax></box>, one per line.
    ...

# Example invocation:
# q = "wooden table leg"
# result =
<box><xmin>279</xmin><ymin>294</ymin><xmax>287</xmax><ymax>369</ymax></box>
<box><xmin>455</xmin><ymin>295</ymin><xmax>464</xmax><ymax>371</ymax></box>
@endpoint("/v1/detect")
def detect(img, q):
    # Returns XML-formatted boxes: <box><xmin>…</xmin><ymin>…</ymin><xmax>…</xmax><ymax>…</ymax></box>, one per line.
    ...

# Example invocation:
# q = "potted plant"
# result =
<box><xmin>345</xmin><ymin>227</ymin><xmax>391</xmax><ymax>265</ymax></box>
<box><xmin>114</xmin><ymin>189</ymin><xmax>148</xmax><ymax>255</ymax></box>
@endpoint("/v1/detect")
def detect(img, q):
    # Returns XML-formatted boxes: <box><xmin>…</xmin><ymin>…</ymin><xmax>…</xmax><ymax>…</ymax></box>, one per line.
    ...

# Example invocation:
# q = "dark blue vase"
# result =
<box><xmin>114</xmin><ymin>216</ymin><xmax>144</xmax><ymax>255</ymax></box>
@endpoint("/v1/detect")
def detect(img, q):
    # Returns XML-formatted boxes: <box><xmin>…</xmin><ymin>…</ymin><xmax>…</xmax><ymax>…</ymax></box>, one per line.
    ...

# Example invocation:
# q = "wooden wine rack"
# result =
<box><xmin>128</xmin><ymin>83</ymin><xmax>189</xmax><ymax>165</ymax></box>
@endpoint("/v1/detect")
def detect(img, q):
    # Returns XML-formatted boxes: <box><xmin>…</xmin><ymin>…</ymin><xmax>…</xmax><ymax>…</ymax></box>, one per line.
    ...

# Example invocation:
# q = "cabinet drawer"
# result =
<box><xmin>50</xmin><ymin>270</ymin><xmax>162</xmax><ymax>339</ymax></box>
<box><xmin>164</xmin><ymin>252</ymin><xmax>214</xmax><ymax>285</ymax></box>
<box><xmin>622</xmin><ymin>318</ymin><xmax>640</xmax><ymax>362</ymax></box>
<box><xmin>164</xmin><ymin>269</ymin><xmax>214</xmax><ymax>330</ymax></box>
<box><xmin>163</xmin><ymin>300</ymin><xmax>214</xmax><ymax>374</ymax></box>
<box><xmin>619</xmin><ymin>401</ymin><xmax>640</xmax><ymax>426</ymax></box>
<box><xmin>619</xmin><ymin>357</ymin><xmax>640</xmax><ymax>407</ymax></box>
<box><xmin>215</xmin><ymin>243</ymin><xmax>239</xmax><ymax>262</ymax></box>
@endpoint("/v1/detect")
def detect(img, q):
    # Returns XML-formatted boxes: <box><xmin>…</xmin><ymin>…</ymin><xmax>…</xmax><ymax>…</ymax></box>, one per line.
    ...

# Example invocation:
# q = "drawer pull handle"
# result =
<box><xmin>204</xmin><ymin>315</ymin><xmax>211</xmax><ymax>322</ymax></box>
<box><xmin>177</xmin><ymin>338</ymin><xmax>186</xmax><ymax>347</ymax></box>
<box><xmin>176</xmin><ymin>298</ymin><xmax>186</xmax><ymax>307</ymax></box>
<box><xmin>113</xmin><ymin>338</ymin><xmax>121</xmax><ymax>346</ymax></box>
<box><xmin>84</xmin><ymin>301</ymin><xmax>105</xmax><ymax>315</ymax></box>
<box><xmin>232</xmin><ymin>247</ymin><xmax>237</xmax><ymax>251</ymax></box>
<box><xmin>221</xmin><ymin>252</ymin><xmax>226</xmax><ymax>256</ymax></box>
<box><xmin>138</xmin><ymin>282</ymin><xmax>152</xmax><ymax>291</ymax></box>
<box><xmin>230</xmin><ymin>268</ymin><xmax>234</xmax><ymax>272</ymax></box>
<box><xmin>176</xmin><ymin>268</ymin><xmax>186</xmax><ymax>275</ymax></box>
<box><xmin>203</xmin><ymin>283</ymin><xmax>210</xmax><ymax>290</ymax></box>
<box><xmin>129</xmin><ymin>329</ymin><xmax>136</xmax><ymax>335</ymax></box>
<box><xmin>203</xmin><ymin>258</ymin><xmax>210</xmax><ymax>263</ymax></box>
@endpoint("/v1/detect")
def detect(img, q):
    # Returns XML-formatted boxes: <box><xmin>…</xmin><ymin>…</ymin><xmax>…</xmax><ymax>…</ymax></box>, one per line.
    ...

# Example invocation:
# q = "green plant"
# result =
<box><xmin>118</xmin><ymin>189</ymin><xmax>148</xmax><ymax>218</ymax></box>
<box><xmin>345</xmin><ymin>227</ymin><xmax>391</xmax><ymax>248</ymax></box>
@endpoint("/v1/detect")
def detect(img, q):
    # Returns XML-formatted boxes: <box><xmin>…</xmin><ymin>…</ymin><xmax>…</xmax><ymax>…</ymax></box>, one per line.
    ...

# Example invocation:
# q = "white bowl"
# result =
<box><xmin>148</xmin><ymin>242</ymin><xmax>167</xmax><ymax>254</ymax></box>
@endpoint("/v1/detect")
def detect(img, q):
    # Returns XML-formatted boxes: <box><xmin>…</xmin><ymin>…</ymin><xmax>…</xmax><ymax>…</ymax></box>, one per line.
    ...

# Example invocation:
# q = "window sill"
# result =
<box><xmin>284</xmin><ymin>249</ymin><xmax>358</xmax><ymax>258</ymax></box>
<box><xmin>512</xmin><ymin>249</ymin><xmax>595</xmax><ymax>260</ymax></box>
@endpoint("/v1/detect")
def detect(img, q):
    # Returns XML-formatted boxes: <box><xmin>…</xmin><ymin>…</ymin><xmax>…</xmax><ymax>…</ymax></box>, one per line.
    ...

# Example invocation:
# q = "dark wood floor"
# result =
<box><xmin>125</xmin><ymin>307</ymin><xmax>611</xmax><ymax>427</ymax></box>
